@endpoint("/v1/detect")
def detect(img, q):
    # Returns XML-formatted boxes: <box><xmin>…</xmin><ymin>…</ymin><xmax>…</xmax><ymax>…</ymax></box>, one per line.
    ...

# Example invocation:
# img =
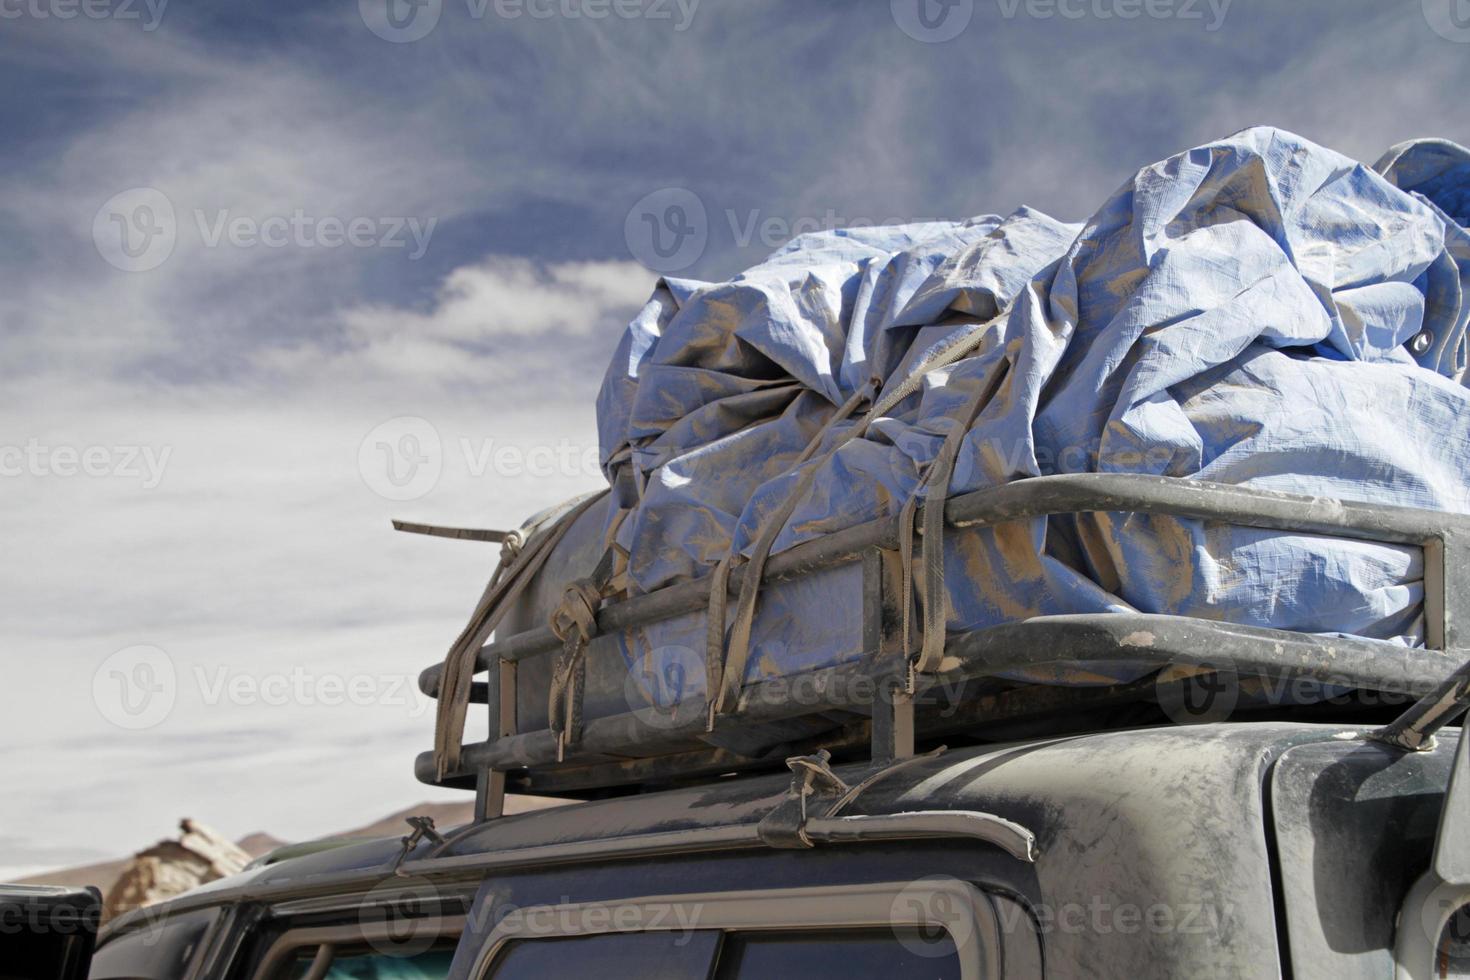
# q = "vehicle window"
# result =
<box><xmin>275</xmin><ymin>943</ymin><xmax>456</xmax><ymax>980</ymax></box>
<box><xmin>712</xmin><ymin>929</ymin><xmax>961</xmax><ymax>980</ymax></box>
<box><xmin>6</xmin><ymin>929</ymin><xmax>91</xmax><ymax>980</ymax></box>
<box><xmin>89</xmin><ymin>908</ymin><xmax>216</xmax><ymax>979</ymax></box>
<box><xmin>485</xmin><ymin>931</ymin><xmax>722</xmax><ymax>979</ymax></box>
<box><xmin>250</xmin><ymin>910</ymin><xmax>467</xmax><ymax>980</ymax></box>
<box><xmin>474</xmin><ymin>882</ymin><xmax>1022</xmax><ymax>978</ymax></box>
<box><xmin>484</xmin><ymin>928</ymin><xmax>963</xmax><ymax>980</ymax></box>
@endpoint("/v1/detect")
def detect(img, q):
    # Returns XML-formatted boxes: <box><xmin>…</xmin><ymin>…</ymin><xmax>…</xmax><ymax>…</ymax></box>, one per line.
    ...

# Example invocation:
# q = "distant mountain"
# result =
<box><xmin>17</xmin><ymin>795</ymin><xmax>562</xmax><ymax>893</ymax></box>
<box><xmin>234</xmin><ymin>832</ymin><xmax>290</xmax><ymax>858</ymax></box>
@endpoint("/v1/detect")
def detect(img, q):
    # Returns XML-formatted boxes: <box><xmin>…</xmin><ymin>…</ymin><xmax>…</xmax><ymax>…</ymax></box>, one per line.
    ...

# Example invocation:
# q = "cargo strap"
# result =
<box><xmin>706</xmin><ymin>380</ymin><xmax>876</xmax><ymax>725</ymax></box>
<box><xmin>706</xmin><ymin>317</ymin><xmax>1010</xmax><ymax>726</ymax></box>
<box><xmin>757</xmin><ymin>746</ymin><xmax>946</xmax><ymax>848</ymax></box>
<box><xmin>901</xmin><ymin>351</ymin><xmax>1011</xmax><ymax>678</ymax></box>
<box><xmin>432</xmin><ymin>491</ymin><xmax>607</xmax><ymax>780</ymax></box>
<box><xmin>547</xmin><ymin>546</ymin><xmax>619</xmax><ymax>760</ymax></box>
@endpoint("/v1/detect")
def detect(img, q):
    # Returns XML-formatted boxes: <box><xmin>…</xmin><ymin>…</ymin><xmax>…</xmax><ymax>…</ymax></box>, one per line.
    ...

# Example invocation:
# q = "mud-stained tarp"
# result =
<box><xmin>594</xmin><ymin>127</ymin><xmax>1470</xmax><ymax>697</ymax></box>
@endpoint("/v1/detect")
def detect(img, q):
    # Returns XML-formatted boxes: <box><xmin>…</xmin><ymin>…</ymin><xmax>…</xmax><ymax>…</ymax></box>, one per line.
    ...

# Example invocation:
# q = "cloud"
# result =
<box><xmin>306</xmin><ymin>257</ymin><xmax>654</xmax><ymax>382</ymax></box>
<box><xmin>2</xmin><ymin>251</ymin><xmax>648</xmax><ymax>865</ymax></box>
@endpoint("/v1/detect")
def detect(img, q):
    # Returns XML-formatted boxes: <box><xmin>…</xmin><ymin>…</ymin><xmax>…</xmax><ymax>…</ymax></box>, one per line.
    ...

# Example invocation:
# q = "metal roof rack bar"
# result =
<box><xmin>418</xmin><ymin>472</ymin><xmax>1470</xmax><ymax>790</ymax></box>
<box><xmin>392</xmin><ymin>520</ymin><xmax>509</xmax><ymax>543</ymax></box>
<box><xmin>419</xmin><ymin>473</ymin><xmax>1470</xmax><ymax>698</ymax></box>
<box><xmin>417</xmin><ymin>613</ymin><xmax>1463</xmax><ymax>785</ymax></box>
<box><xmin>1373</xmin><ymin>657</ymin><xmax>1470</xmax><ymax>750</ymax></box>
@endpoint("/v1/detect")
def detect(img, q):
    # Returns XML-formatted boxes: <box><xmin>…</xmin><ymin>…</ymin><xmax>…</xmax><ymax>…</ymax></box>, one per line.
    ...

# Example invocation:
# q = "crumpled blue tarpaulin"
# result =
<box><xmin>594</xmin><ymin>128</ymin><xmax>1470</xmax><ymax>696</ymax></box>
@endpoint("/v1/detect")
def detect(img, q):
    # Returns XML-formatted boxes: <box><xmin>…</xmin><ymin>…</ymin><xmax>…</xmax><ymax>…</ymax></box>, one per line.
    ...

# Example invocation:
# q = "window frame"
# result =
<box><xmin>248</xmin><ymin>914</ymin><xmax>466</xmax><ymax>980</ymax></box>
<box><xmin>471</xmin><ymin>880</ymin><xmax>1008</xmax><ymax>980</ymax></box>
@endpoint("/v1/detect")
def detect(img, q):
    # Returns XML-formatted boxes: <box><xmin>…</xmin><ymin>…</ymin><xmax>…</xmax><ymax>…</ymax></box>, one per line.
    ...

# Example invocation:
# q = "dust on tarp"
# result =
<box><xmin>591</xmin><ymin>127</ymin><xmax>1470</xmax><ymax>706</ymax></box>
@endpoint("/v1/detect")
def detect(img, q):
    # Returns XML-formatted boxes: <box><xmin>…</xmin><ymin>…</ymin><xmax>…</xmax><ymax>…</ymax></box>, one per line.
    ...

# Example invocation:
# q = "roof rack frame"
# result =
<box><xmin>417</xmin><ymin>473</ymin><xmax>1470</xmax><ymax>797</ymax></box>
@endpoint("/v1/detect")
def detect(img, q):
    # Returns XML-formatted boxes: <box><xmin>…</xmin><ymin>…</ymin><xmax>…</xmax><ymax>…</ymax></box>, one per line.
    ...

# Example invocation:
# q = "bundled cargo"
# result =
<box><xmin>423</xmin><ymin>128</ymin><xmax>1470</xmax><ymax>796</ymax></box>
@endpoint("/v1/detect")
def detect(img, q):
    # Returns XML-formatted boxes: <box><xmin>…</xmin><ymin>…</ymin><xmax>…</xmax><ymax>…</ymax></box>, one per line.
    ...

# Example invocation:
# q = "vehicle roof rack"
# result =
<box><xmin>391</xmin><ymin>520</ymin><xmax>510</xmax><ymax>543</ymax></box>
<box><xmin>413</xmin><ymin>473</ymin><xmax>1470</xmax><ymax>819</ymax></box>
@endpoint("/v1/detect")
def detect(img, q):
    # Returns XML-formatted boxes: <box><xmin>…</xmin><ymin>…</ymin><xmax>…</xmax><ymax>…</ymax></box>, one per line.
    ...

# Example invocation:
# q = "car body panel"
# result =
<box><xmin>94</xmin><ymin>723</ymin><xmax>1462</xmax><ymax>979</ymax></box>
<box><xmin>1270</xmin><ymin>734</ymin><xmax>1457</xmax><ymax>978</ymax></box>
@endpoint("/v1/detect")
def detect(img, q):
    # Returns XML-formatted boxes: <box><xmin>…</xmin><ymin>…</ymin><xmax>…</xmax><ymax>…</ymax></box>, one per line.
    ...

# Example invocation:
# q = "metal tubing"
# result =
<box><xmin>419</xmin><ymin>474</ymin><xmax>1470</xmax><ymax>698</ymax></box>
<box><xmin>802</xmin><ymin>811</ymin><xmax>1037</xmax><ymax>863</ymax></box>
<box><xmin>418</xmin><ymin>613</ymin><xmax>1462</xmax><ymax>784</ymax></box>
<box><xmin>1373</xmin><ymin>657</ymin><xmax>1470</xmax><ymax>750</ymax></box>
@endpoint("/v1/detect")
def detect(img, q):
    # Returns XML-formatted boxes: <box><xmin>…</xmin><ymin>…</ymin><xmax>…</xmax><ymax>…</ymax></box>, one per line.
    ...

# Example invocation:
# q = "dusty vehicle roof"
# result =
<box><xmin>106</xmin><ymin>722</ymin><xmax>1459</xmax><ymax>977</ymax></box>
<box><xmin>441</xmin><ymin>720</ymin><xmax>1325</xmax><ymax>854</ymax></box>
<box><xmin>121</xmin><ymin>720</ymin><xmax>1439</xmax><ymax>892</ymax></box>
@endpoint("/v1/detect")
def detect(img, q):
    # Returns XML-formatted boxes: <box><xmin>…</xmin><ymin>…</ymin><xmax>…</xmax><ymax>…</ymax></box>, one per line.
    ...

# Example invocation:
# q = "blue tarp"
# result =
<box><xmin>594</xmin><ymin>128</ymin><xmax>1470</xmax><ymax>695</ymax></box>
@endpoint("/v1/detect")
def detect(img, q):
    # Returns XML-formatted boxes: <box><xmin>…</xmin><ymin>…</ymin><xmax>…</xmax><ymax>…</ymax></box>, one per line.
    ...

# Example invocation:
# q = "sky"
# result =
<box><xmin>1</xmin><ymin>0</ymin><xmax>1467</xmax><ymax>878</ymax></box>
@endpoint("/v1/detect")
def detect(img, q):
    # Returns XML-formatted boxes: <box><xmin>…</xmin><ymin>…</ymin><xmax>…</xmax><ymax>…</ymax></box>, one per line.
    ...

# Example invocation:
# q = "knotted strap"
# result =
<box><xmin>432</xmin><ymin>491</ymin><xmax>606</xmax><ymax>780</ymax></box>
<box><xmin>547</xmin><ymin>550</ymin><xmax>616</xmax><ymax>759</ymax></box>
<box><xmin>756</xmin><ymin>746</ymin><xmax>946</xmax><ymax>848</ymax></box>
<box><xmin>757</xmin><ymin>750</ymin><xmax>851</xmax><ymax>848</ymax></box>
